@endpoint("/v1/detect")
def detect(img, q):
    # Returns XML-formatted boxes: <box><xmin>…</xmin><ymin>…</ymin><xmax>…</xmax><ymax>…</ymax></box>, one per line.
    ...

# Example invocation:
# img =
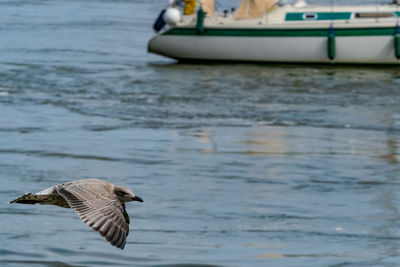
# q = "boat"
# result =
<box><xmin>147</xmin><ymin>0</ymin><xmax>400</xmax><ymax>64</ymax></box>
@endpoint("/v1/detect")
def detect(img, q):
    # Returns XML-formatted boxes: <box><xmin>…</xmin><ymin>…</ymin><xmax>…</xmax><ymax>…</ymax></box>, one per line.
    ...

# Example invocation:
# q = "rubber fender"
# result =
<box><xmin>327</xmin><ymin>25</ymin><xmax>336</xmax><ymax>61</ymax></box>
<box><xmin>395</xmin><ymin>34</ymin><xmax>400</xmax><ymax>60</ymax></box>
<box><xmin>328</xmin><ymin>34</ymin><xmax>336</xmax><ymax>60</ymax></box>
<box><xmin>196</xmin><ymin>8</ymin><xmax>205</xmax><ymax>33</ymax></box>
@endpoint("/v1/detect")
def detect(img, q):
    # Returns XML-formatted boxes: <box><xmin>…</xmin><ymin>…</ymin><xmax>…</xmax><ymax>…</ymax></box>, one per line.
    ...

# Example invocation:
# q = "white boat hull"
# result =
<box><xmin>148</xmin><ymin>34</ymin><xmax>399</xmax><ymax>64</ymax></box>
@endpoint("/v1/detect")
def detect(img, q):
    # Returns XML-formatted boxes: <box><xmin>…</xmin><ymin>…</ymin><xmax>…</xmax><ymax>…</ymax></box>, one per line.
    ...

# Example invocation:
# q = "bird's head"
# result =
<box><xmin>113</xmin><ymin>186</ymin><xmax>143</xmax><ymax>203</ymax></box>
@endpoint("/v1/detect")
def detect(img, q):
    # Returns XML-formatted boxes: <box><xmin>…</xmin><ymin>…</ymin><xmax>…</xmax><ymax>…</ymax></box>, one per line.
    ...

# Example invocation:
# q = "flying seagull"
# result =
<box><xmin>10</xmin><ymin>178</ymin><xmax>143</xmax><ymax>249</ymax></box>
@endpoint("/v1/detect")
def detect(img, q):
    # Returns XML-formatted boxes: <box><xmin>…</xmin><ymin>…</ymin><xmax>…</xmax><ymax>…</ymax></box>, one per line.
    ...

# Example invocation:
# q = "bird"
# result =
<box><xmin>10</xmin><ymin>178</ymin><xmax>143</xmax><ymax>249</ymax></box>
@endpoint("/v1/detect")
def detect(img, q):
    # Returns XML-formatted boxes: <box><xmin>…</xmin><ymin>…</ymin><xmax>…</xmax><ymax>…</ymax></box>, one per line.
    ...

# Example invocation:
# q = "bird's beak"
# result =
<box><xmin>132</xmin><ymin>195</ymin><xmax>143</xmax><ymax>202</ymax></box>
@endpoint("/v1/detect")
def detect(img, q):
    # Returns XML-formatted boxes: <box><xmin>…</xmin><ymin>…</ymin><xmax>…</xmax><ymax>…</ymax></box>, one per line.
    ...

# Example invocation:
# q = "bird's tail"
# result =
<box><xmin>10</xmin><ymin>193</ymin><xmax>42</xmax><ymax>205</ymax></box>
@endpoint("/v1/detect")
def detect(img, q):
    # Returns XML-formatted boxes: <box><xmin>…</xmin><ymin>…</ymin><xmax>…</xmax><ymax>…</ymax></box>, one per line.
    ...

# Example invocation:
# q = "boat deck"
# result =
<box><xmin>175</xmin><ymin>4</ymin><xmax>400</xmax><ymax>29</ymax></box>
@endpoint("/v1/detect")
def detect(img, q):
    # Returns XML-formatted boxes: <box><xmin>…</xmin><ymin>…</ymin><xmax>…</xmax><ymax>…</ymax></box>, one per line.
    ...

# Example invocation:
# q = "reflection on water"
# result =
<box><xmin>1</xmin><ymin>0</ymin><xmax>400</xmax><ymax>266</ymax></box>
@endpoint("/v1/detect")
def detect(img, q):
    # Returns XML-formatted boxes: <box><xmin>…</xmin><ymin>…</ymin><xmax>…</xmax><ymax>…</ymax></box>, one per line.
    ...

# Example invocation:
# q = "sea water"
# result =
<box><xmin>1</xmin><ymin>0</ymin><xmax>400</xmax><ymax>266</ymax></box>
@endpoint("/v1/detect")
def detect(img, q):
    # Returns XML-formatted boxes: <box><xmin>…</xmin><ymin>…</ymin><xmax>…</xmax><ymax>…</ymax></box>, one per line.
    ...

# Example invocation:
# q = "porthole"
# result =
<box><xmin>303</xmin><ymin>13</ymin><xmax>318</xmax><ymax>20</ymax></box>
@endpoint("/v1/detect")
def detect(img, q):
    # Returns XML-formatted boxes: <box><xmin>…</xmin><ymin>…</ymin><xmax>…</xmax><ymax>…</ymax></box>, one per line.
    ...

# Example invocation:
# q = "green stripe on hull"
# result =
<box><xmin>164</xmin><ymin>27</ymin><xmax>397</xmax><ymax>37</ymax></box>
<box><xmin>285</xmin><ymin>12</ymin><xmax>352</xmax><ymax>21</ymax></box>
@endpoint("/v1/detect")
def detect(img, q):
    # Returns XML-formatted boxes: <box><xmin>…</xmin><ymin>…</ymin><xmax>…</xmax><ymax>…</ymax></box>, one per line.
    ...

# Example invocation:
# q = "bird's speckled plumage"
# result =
<box><xmin>10</xmin><ymin>178</ymin><xmax>143</xmax><ymax>249</ymax></box>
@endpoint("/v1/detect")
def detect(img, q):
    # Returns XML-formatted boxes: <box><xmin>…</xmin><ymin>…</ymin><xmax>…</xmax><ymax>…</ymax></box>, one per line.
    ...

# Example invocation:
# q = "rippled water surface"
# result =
<box><xmin>2</xmin><ymin>0</ymin><xmax>400</xmax><ymax>266</ymax></box>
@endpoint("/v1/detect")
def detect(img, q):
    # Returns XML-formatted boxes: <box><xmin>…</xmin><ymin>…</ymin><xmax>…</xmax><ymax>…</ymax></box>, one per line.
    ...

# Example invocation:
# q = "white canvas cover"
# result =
<box><xmin>200</xmin><ymin>0</ymin><xmax>214</xmax><ymax>15</ymax></box>
<box><xmin>235</xmin><ymin>0</ymin><xmax>278</xmax><ymax>19</ymax></box>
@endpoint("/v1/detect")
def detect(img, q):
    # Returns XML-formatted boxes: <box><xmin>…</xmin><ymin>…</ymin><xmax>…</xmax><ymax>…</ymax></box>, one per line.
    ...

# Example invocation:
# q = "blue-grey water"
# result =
<box><xmin>2</xmin><ymin>0</ymin><xmax>400</xmax><ymax>266</ymax></box>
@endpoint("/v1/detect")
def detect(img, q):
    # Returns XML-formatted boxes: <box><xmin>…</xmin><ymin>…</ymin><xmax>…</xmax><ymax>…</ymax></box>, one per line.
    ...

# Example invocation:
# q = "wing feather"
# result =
<box><xmin>56</xmin><ymin>181</ymin><xmax>129</xmax><ymax>249</ymax></box>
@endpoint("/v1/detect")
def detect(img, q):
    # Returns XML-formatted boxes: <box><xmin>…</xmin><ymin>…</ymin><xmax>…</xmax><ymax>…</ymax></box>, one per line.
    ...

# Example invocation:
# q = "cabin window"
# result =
<box><xmin>302</xmin><ymin>13</ymin><xmax>318</xmax><ymax>20</ymax></box>
<box><xmin>355</xmin><ymin>12</ymin><xmax>394</xmax><ymax>18</ymax></box>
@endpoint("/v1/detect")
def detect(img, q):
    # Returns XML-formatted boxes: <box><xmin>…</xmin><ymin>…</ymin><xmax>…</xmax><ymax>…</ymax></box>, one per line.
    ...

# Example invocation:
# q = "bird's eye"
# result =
<box><xmin>116</xmin><ymin>191</ymin><xmax>126</xmax><ymax>197</ymax></box>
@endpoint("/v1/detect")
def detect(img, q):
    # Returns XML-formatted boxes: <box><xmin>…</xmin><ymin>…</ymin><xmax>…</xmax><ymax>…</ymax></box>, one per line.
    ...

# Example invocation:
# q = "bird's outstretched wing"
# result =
<box><xmin>56</xmin><ymin>180</ymin><xmax>130</xmax><ymax>249</ymax></box>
